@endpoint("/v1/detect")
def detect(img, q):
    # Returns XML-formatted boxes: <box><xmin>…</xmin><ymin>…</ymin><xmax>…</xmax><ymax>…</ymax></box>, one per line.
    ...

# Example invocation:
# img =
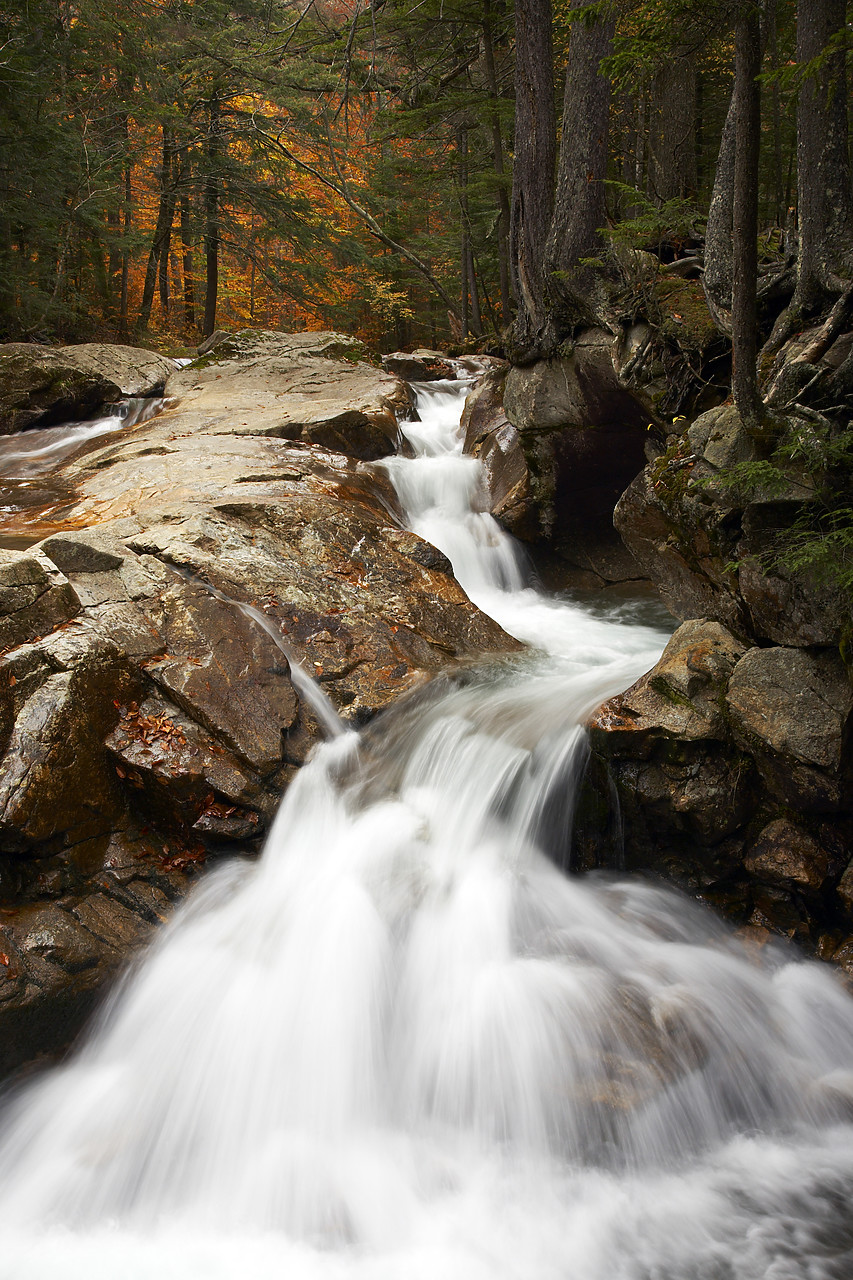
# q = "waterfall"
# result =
<box><xmin>1</xmin><ymin>372</ymin><xmax>852</xmax><ymax>1280</ymax></box>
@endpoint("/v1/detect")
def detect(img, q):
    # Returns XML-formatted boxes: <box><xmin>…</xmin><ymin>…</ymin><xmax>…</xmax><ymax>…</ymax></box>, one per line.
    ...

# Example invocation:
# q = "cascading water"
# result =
<box><xmin>0</xmin><ymin>397</ymin><xmax>166</xmax><ymax>478</ymax></box>
<box><xmin>1</xmin><ymin>370</ymin><xmax>853</xmax><ymax>1280</ymax></box>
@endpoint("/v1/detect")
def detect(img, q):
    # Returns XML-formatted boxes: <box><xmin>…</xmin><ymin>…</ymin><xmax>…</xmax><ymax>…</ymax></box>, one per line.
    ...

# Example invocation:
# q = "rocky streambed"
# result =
<box><xmin>0</xmin><ymin>325</ymin><xmax>851</xmax><ymax>1080</ymax></box>
<box><xmin>0</xmin><ymin>331</ymin><xmax>519</xmax><ymax>1075</ymax></box>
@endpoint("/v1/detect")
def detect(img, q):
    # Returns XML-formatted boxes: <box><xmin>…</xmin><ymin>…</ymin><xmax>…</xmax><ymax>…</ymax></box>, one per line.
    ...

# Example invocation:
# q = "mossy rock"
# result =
<box><xmin>651</xmin><ymin>279</ymin><xmax>720</xmax><ymax>356</ymax></box>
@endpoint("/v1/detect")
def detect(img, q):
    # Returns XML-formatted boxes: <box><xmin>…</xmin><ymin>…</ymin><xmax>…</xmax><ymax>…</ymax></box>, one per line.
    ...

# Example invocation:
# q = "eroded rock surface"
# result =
<box><xmin>0</xmin><ymin>343</ymin><xmax>174</xmax><ymax>434</ymax></box>
<box><xmin>614</xmin><ymin>404</ymin><xmax>847</xmax><ymax>646</ymax></box>
<box><xmin>584</xmin><ymin>619</ymin><xmax>853</xmax><ymax>963</ymax></box>
<box><xmin>501</xmin><ymin>330</ymin><xmax>649</xmax><ymax>584</ymax></box>
<box><xmin>0</xmin><ymin>331</ymin><xmax>519</xmax><ymax>1075</ymax></box>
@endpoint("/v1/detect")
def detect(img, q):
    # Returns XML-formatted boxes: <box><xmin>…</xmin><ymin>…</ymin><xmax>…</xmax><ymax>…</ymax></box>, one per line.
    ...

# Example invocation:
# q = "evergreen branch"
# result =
<box><xmin>249</xmin><ymin>115</ymin><xmax>461</xmax><ymax>319</ymax></box>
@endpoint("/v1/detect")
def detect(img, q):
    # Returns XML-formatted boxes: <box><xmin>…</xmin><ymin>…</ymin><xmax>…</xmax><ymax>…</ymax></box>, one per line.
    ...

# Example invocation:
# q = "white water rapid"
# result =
<box><xmin>1</xmin><ymin>372</ymin><xmax>853</xmax><ymax>1279</ymax></box>
<box><xmin>0</xmin><ymin>396</ymin><xmax>165</xmax><ymax>478</ymax></box>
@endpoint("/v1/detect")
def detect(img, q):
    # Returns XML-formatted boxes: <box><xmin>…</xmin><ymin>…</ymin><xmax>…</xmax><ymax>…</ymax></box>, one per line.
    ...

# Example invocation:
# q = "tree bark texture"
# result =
<box><xmin>179</xmin><ymin>159</ymin><xmax>196</xmax><ymax>331</ymax></box>
<box><xmin>732</xmin><ymin>6</ymin><xmax>763</xmax><ymax>432</ymax></box>
<box><xmin>795</xmin><ymin>0</ymin><xmax>853</xmax><ymax>309</ymax></box>
<box><xmin>137</xmin><ymin>127</ymin><xmax>176</xmax><ymax>333</ymax></box>
<box><xmin>509</xmin><ymin>0</ymin><xmax>556</xmax><ymax>357</ymax></box>
<box><xmin>542</xmin><ymin>0</ymin><xmax>615</xmax><ymax>337</ymax></box>
<box><xmin>481</xmin><ymin>0</ymin><xmax>512</xmax><ymax>326</ymax></box>
<box><xmin>703</xmin><ymin>87</ymin><xmax>737</xmax><ymax>328</ymax></box>
<box><xmin>649</xmin><ymin>55</ymin><xmax>698</xmax><ymax>203</ymax></box>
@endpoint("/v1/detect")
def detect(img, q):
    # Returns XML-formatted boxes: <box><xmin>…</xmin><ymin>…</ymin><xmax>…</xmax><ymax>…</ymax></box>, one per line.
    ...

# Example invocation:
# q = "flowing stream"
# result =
<box><xmin>0</xmin><ymin>397</ymin><xmax>166</xmax><ymax>478</ymax></box>
<box><xmin>1</xmin><ymin>374</ymin><xmax>853</xmax><ymax>1278</ymax></box>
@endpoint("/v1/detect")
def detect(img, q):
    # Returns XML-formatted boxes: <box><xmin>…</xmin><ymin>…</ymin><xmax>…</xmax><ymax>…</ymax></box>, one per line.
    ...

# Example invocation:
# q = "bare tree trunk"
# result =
<box><xmin>703</xmin><ymin>87</ymin><xmax>737</xmax><ymax>330</ymax></box>
<box><xmin>509</xmin><ymin>0</ymin><xmax>556</xmax><ymax>357</ymax></box>
<box><xmin>794</xmin><ymin>0</ymin><xmax>853</xmax><ymax>309</ymax></box>
<box><xmin>542</xmin><ymin>0</ymin><xmax>615</xmax><ymax>336</ymax></box>
<box><xmin>203</xmin><ymin>93</ymin><xmax>221</xmax><ymax>339</ymax></box>
<box><xmin>178</xmin><ymin>156</ymin><xmax>196</xmax><ymax>331</ymax></box>
<box><xmin>138</xmin><ymin>126</ymin><xmax>176</xmax><ymax>333</ymax></box>
<box><xmin>118</xmin><ymin>146</ymin><xmax>131</xmax><ymax>341</ymax></box>
<box><xmin>482</xmin><ymin>0</ymin><xmax>512</xmax><ymax>326</ymax></box>
<box><xmin>768</xmin><ymin>0</ymin><xmax>785</xmax><ymax>226</ymax></box>
<box><xmin>457</xmin><ymin>126</ymin><xmax>470</xmax><ymax>338</ymax></box>
<box><xmin>649</xmin><ymin>55</ymin><xmax>698</xmax><ymax>203</ymax></box>
<box><xmin>732</xmin><ymin>5</ymin><xmax>763</xmax><ymax>433</ymax></box>
<box><xmin>468</xmin><ymin>244</ymin><xmax>483</xmax><ymax>335</ymax></box>
<box><xmin>158</xmin><ymin>130</ymin><xmax>177</xmax><ymax>321</ymax></box>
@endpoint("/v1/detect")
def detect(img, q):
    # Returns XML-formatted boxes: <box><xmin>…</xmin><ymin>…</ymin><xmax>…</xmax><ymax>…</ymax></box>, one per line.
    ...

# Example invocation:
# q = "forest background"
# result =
<box><xmin>0</xmin><ymin>0</ymin><xmax>849</xmax><ymax>361</ymax></box>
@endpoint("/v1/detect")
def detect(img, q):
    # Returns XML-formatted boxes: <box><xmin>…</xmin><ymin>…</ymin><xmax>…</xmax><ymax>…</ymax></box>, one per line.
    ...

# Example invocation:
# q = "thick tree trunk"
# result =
<box><xmin>481</xmin><ymin>0</ymin><xmax>512</xmax><ymax>327</ymax></box>
<box><xmin>542</xmin><ymin>0</ymin><xmax>615</xmax><ymax>337</ymax></box>
<box><xmin>703</xmin><ymin>88</ymin><xmax>737</xmax><ymax>330</ymax></box>
<box><xmin>795</xmin><ymin>0</ymin><xmax>853</xmax><ymax>309</ymax></box>
<box><xmin>203</xmin><ymin>94</ymin><xmax>221</xmax><ymax>339</ymax></box>
<box><xmin>509</xmin><ymin>0</ymin><xmax>556</xmax><ymax>357</ymax></box>
<box><xmin>732</xmin><ymin>6</ymin><xmax>763</xmax><ymax>433</ymax></box>
<box><xmin>649</xmin><ymin>55</ymin><xmax>698</xmax><ymax>203</ymax></box>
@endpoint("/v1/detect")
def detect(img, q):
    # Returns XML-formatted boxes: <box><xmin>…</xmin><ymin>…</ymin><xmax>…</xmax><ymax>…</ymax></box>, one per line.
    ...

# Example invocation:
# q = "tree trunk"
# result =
<box><xmin>118</xmin><ymin>149</ymin><xmax>132</xmax><ymax>342</ymax></box>
<box><xmin>458</xmin><ymin>126</ymin><xmax>470</xmax><ymax>338</ymax></box>
<box><xmin>468</xmin><ymin>244</ymin><xmax>483</xmax><ymax>336</ymax></box>
<box><xmin>768</xmin><ymin>0</ymin><xmax>785</xmax><ymax>226</ymax></box>
<box><xmin>649</xmin><ymin>55</ymin><xmax>698</xmax><ymax>203</ymax></box>
<box><xmin>732</xmin><ymin>5</ymin><xmax>763</xmax><ymax>433</ymax></box>
<box><xmin>703</xmin><ymin>87</ymin><xmax>737</xmax><ymax>330</ymax></box>
<box><xmin>509</xmin><ymin>0</ymin><xmax>556</xmax><ymax>357</ymax></box>
<box><xmin>482</xmin><ymin>0</ymin><xmax>512</xmax><ymax>326</ymax></box>
<box><xmin>542</xmin><ymin>0</ymin><xmax>615</xmax><ymax>338</ymax></box>
<box><xmin>794</xmin><ymin>0</ymin><xmax>853</xmax><ymax>309</ymax></box>
<box><xmin>158</xmin><ymin>138</ymin><xmax>177</xmax><ymax>321</ymax></box>
<box><xmin>138</xmin><ymin>126</ymin><xmax>176</xmax><ymax>333</ymax></box>
<box><xmin>179</xmin><ymin>158</ymin><xmax>196</xmax><ymax>331</ymax></box>
<box><xmin>203</xmin><ymin>93</ymin><xmax>221</xmax><ymax>339</ymax></box>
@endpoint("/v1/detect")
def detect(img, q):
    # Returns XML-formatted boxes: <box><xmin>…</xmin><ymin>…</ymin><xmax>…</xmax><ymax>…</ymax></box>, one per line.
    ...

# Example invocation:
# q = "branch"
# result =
<box><xmin>250</xmin><ymin>116</ymin><xmax>461</xmax><ymax>319</ymax></box>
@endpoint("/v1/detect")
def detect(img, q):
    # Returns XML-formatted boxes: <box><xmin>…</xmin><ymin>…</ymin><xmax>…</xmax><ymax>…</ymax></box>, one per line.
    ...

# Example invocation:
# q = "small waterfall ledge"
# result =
<box><xmin>0</xmin><ymin>356</ymin><xmax>851</xmax><ymax>1279</ymax></box>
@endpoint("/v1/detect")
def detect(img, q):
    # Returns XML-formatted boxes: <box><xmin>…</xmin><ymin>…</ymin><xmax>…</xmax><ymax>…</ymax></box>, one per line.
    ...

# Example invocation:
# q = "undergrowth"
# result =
<box><xmin>704</xmin><ymin>418</ymin><xmax>853</xmax><ymax>594</ymax></box>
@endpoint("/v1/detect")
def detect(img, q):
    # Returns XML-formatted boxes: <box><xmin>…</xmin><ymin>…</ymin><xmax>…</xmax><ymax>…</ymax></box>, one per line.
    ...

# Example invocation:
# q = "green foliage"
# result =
<box><xmin>703</xmin><ymin>419</ymin><xmax>853</xmax><ymax>594</ymax></box>
<box><xmin>606</xmin><ymin>185</ymin><xmax>703</xmax><ymax>249</ymax></box>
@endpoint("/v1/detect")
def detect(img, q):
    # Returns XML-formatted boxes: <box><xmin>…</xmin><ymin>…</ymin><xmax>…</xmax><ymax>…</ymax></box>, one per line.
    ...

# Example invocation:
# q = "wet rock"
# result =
<box><xmin>461</xmin><ymin>367</ymin><xmax>534</xmax><ymax>540</ymax></box>
<box><xmin>745</xmin><ymin>818</ymin><xmax>828</xmax><ymax>892</ymax></box>
<box><xmin>0</xmin><ymin>643</ymin><xmax>137</xmax><ymax>853</ymax></box>
<box><xmin>0</xmin><ymin>332</ymin><xmax>523</xmax><ymax>1075</ymax></box>
<box><xmin>163</xmin><ymin>334</ymin><xmax>407</xmax><ymax>461</ymax></box>
<box><xmin>0</xmin><ymin>838</ymin><xmax>200</xmax><ymax>1079</ymax></box>
<box><xmin>585</xmin><ymin>622</ymin><xmax>853</xmax><ymax>956</ymax></box>
<box><xmin>837</xmin><ymin>862</ymin><xmax>853</xmax><ymax>917</ymax></box>
<box><xmin>382</xmin><ymin>350</ymin><xmax>456</xmax><ymax>381</ymax></box>
<box><xmin>590</xmin><ymin>619</ymin><xmax>747</xmax><ymax>753</ymax></box>
<box><xmin>615</xmin><ymin>404</ymin><xmax>846</xmax><ymax>647</ymax></box>
<box><xmin>193</xmin><ymin>328</ymin><xmax>367</xmax><ymax>364</ymax></box>
<box><xmin>141</xmin><ymin>583</ymin><xmax>298</xmax><ymax>774</ymax></box>
<box><xmin>105</xmin><ymin>694</ymin><xmax>271</xmax><ymax>839</ymax></box>
<box><xmin>725</xmin><ymin>646</ymin><xmax>853</xmax><ymax>809</ymax></box>
<box><xmin>503</xmin><ymin>330</ymin><xmax>648</xmax><ymax>581</ymax></box>
<box><xmin>0</xmin><ymin>549</ymin><xmax>81</xmax><ymax>653</ymax></box>
<box><xmin>0</xmin><ymin>343</ymin><xmax>173</xmax><ymax>433</ymax></box>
